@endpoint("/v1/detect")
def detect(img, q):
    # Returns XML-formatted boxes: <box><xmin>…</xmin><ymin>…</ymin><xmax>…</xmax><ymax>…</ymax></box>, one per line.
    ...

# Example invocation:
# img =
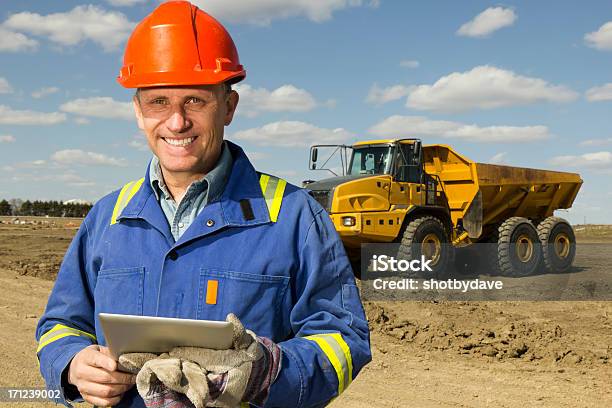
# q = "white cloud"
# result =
<box><xmin>74</xmin><ymin>117</ymin><xmax>91</xmax><ymax>125</ymax></box>
<box><xmin>11</xmin><ymin>171</ymin><xmax>95</xmax><ymax>187</ymax></box>
<box><xmin>60</xmin><ymin>97</ymin><xmax>133</xmax><ymax>120</ymax></box>
<box><xmin>579</xmin><ymin>138</ymin><xmax>612</xmax><ymax>147</ymax></box>
<box><xmin>128</xmin><ymin>134</ymin><xmax>149</xmax><ymax>151</ymax></box>
<box><xmin>323</xmin><ymin>99</ymin><xmax>337</xmax><ymax>108</ymax></box>
<box><xmin>0</xmin><ymin>135</ymin><xmax>16</xmax><ymax>143</ymax></box>
<box><xmin>366</xmin><ymin>83</ymin><xmax>411</xmax><ymax>105</ymax></box>
<box><xmin>231</xmin><ymin>121</ymin><xmax>354</xmax><ymax>147</ymax></box>
<box><xmin>457</xmin><ymin>7</ymin><xmax>517</xmax><ymax>38</ymax></box>
<box><xmin>186</xmin><ymin>0</ymin><xmax>378</xmax><ymax>25</ymax></box>
<box><xmin>549</xmin><ymin>152</ymin><xmax>612</xmax><ymax>170</ymax></box>
<box><xmin>584</xmin><ymin>21</ymin><xmax>612</xmax><ymax>51</ymax></box>
<box><xmin>0</xmin><ymin>27</ymin><xmax>38</xmax><ymax>52</ymax></box>
<box><xmin>489</xmin><ymin>152</ymin><xmax>507</xmax><ymax>164</ymax></box>
<box><xmin>234</xmin><ymin>84</ymin><xmax>318</xmax><ymax>117</ymax></box>
<box><xmin>585</xmin><ymin>83</ymin><xmax>612</xmax><ymax>101</ymax></box>
<box><xmin>51</xmin><ymin>149</ymin><xmax>128</xmax><ymax>167</ymax></box>
<box><xmin>369</xmin><ymin>115</ymin><xmax>551</xmax><ymax>143</ymax></box>
<box><xmin>128</xmin><ymin>140</ymin><xmax>148</xmax><ymax>151</ymax></box>
<box><xmin>106</xmin><ymin>0</ymin><xmax>147</xmax><ymax>6</ymax></box>
<box><xmin>450</xmin><ymin>125</ymin><xmax>550</xmax><ymax>143</ymax></box>
<box><xmin>31</xmin><ymin>86</ymin><xmax>60</xmax><ymax>99</ymax></box>
<box><xmin>4</xmin><ymin>5</ymin><xmax>135</xmax><ymax>52</ymax></box>
<box><xmin>275</xmin><ymin>170</ymin><xmax>298</xmax><ymax>177</ymax></box>
<box><xmin>406</xmin><ymin>65</ymin><xmax>578</xmax><ymax>112</ymax></box>
<box><xmin>0</xmin><ymin>105</ymin><xmax>66</xmax><ymax>125</ymax></box>
<box><xmin>11</xmin><ymin>159</ymin><xmax>49</xmax><ymax>169</ymax></box>
<box><xmin>399</xmin><ymin>60</ymin><xmax>419</xmax><ymax>69</ymax></box>
<box><xmin>243</xmin><ymin>151</ymin><xmax>268</xmax><ymax>162</ymax></box>
<box><xmin>0</xmin><ymin>78</ymin><xmax>13</xmax><ymax>94</ymax></box>
<box><xmin>369</xmin><ymin>115</ymin><xmax>458</xmax><ymax>136</ymax></box>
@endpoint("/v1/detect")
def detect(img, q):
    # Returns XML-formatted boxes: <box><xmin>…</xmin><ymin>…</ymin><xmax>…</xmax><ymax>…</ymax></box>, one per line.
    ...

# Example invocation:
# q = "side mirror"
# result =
<box><xmin>311</xmin><ymin>147</ymin><xmax>318</xmax><ymax>163</ymax></box>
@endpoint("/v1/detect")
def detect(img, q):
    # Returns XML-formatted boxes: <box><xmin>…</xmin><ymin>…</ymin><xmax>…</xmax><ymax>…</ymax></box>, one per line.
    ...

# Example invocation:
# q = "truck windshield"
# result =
<box><xmin>348</xmin><ymin>146</ymin><xmax>392</xmax><ymax>175</ymax></box>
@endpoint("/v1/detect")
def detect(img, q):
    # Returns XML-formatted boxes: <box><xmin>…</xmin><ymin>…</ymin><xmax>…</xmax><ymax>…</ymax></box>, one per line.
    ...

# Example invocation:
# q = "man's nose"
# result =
<box><xmin>164</xmin><ymin>107</ymin><xmax>191</xmax><ymax>132</ymax></box>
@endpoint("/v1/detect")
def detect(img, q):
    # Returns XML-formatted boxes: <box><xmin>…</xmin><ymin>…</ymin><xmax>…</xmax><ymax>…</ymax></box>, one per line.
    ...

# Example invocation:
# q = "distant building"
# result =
<box><xmin>62</xmin><ymin>199</ymin><xmax>92</xmax><ymax>206</ymax></box>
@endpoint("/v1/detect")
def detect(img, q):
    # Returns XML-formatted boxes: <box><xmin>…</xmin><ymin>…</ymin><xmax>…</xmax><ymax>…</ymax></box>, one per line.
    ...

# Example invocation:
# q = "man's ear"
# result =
<box><xmin>133</xmin><ymin>97</ymin><xmax>145</xmax><ymax>130</ymax></box>
<box><xmin>224</xmin><ymin>90</ymin><xmax>239</xmax><ymax>126</ymax></box>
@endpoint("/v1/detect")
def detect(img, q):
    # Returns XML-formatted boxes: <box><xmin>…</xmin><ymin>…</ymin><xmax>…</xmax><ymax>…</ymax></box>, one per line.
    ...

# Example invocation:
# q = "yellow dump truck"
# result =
<box><xmin>305</xmin><ymin>139</ymin><xmax>582</xmax><ymax>277</ymax></box>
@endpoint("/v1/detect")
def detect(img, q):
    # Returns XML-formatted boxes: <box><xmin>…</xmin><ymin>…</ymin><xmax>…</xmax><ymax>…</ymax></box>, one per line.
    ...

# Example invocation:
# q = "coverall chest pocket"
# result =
<box><xmin>197</xmin><ymin>269</ymin><xmax>290</xmax><ymax>336</ymax></box>
<box><xmin>94</xmin><ymin>267</ymin><xmax>144</xmax><ymax>316</ymax></box>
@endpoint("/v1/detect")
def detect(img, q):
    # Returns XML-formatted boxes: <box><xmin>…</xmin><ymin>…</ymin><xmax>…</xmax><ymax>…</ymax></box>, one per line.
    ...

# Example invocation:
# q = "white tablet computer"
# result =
<box><xmin>99</xmin><ymin>313</ymin><xmax>234</xmax><ymax>359</ymax></box>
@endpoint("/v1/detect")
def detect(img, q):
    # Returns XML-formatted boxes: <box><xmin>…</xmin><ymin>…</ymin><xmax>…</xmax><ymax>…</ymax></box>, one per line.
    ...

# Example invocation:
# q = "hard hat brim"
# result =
<box><xmin>117</xmin><ymin>69</ymin><xmax>246</xmax><ymax>89</ymax></box>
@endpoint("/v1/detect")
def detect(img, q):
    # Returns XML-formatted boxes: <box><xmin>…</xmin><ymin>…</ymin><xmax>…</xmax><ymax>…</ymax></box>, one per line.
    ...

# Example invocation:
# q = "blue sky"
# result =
<box><xmin>0</xmin><ymin>1</ymin><xmax>611</xmax><ymax>223</ymax></box>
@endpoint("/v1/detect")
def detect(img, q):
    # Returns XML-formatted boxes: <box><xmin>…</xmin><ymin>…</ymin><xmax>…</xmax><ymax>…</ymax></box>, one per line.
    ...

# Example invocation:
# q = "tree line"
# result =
<box><xmin>0</xmin><ymin>199</ymin><xmax>92</xmax><ymax>218</ymax></box>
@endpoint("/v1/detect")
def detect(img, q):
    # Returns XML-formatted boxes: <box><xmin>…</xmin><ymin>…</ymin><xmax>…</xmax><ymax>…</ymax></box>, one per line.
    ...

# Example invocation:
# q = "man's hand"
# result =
<box><xmin>68</xmin><ymin>345</ymin><xmax>136</xmax><ymax>407</ymax></box>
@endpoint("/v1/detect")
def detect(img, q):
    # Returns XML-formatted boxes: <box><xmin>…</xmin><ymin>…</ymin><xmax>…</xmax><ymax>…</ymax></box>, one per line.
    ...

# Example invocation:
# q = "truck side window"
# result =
<box><xmin>394</xmin><ymin>144</ymin><xmax>422</xmax><ymax>183</ymax></box>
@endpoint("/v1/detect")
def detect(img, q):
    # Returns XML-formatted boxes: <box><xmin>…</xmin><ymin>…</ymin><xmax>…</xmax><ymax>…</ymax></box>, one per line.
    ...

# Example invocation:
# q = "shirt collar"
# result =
<box><xmin>118</xmin><ymin>140</ymin><xmax>273</xmax><ymax>228</ymax></box>
<box><xmin>148</xmin><ymin>140</ymin><xmax>233</xmax><ymax>204</ymax></box>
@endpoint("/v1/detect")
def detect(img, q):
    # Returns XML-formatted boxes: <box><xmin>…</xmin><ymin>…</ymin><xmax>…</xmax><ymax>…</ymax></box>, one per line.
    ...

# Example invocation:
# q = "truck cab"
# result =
<box><xmin>306</xmin><ymin>139</ymin><xmax>448</xmax><ymax>244</ymax></box>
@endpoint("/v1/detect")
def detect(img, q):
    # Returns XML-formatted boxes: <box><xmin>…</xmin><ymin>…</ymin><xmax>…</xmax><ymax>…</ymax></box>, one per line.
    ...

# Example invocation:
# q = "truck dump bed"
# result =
<box><xmin>423</xmin><ymin>145</ymin><xmax>582</xmax><ymax>239</ymax></box>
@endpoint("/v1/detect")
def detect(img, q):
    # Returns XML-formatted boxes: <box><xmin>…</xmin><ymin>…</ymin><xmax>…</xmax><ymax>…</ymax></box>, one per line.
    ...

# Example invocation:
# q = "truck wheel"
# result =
<box><xmin>398</xmin><ymin>216</ymin><xmax>451</xmax><ymax>278</ymax></box>
<box><xmin>537</xmin><ymin>217</ymin><xmax>576</xmax><ymax>273</ymax></box>
<box><xmin>480</xmin><ymin>228</ymin><xmax>502</xmax><ymax>276</ymax></box>
<box><xmin>497</xmin><ymin>217</ymin><xmax>542</xmax><ymax>277</ymax></box>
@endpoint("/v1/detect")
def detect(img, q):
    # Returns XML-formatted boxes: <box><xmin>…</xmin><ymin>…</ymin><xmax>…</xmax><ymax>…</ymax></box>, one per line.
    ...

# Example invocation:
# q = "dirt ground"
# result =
<box><xmin>0</xmin><ymin>216</ymin><xmax>610</xmax><ymax>407</ymax></box>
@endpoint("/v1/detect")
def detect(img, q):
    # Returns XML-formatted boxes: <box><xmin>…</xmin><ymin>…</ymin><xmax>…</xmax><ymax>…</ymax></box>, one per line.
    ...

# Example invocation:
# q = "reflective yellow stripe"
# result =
<box><xmin>37</xmin><ymin>324</ymin><xmax>96</xmax><ymax>353</ymax></box>
<box><xmin>258</xmin><ymin>173</ymin><xmax>286</xmax><ymax>223</ymax></box>
<box><xmin>329</xmin><ymin>332</ymin><xmax>353</xmax><ymax>384</ymax></box>
<box><xmin>110</xmin><ymin>178</ymin><xmax>145</xmax><ymax>225</ymax></box>
<box><xmin>125</xmin><ymin>177</ymin><xmax>144</xmax><ymax>206</ymax></box>
<box><xmin>269</xmin><ymin>179</ymin><xmax>286</xmax><ymax>222</ymax></box>
<box><xmin>110</xmin><ymin>181</ymin><xmax>134</xmax><ymax>225</ymax></box>
<box><xmin>259</xmin><ymin>173</ymin><xmax>270</xmax><ymax>194</ymax></box>
<box><xmin>304</xmin><ymin>333</ymin><xmax>353</xmax><ymax>395</ymax></box>
<box><xmin>263</xmin><ymin>176</ymin><xmax>278</xmax><ymax>217</ymax></box>
<box><xmin>39</xmin><ymin>323</ymin><xmax>96</xmax><ymax>343</ymax></box>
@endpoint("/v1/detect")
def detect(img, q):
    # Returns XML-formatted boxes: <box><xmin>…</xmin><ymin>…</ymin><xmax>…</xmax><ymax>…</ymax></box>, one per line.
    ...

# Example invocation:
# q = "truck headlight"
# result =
<box><xmin>342</xmin><ymin>216</ymin><xmax>356</xmax><ymax>227</ymax></box>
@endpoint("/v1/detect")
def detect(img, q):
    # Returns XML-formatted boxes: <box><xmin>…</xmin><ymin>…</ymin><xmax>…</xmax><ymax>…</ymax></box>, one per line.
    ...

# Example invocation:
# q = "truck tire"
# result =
<box><xmin>398</xmin><ymin>216</ymin><xmax>451</xmax><ymax>278</ymax></box>
<box><xmin>537</xmin><ymin>217</ymin><xmax>576</xmax><ymax>273</ymax></box>
<box><xmin>480</xmin><ymin>228</ymin><xmax>502</xmax><ymax>276</ymax></box>
<box><xmin>497</xmin><ymin>217</ymin><xmax>542</xmax><ymax>277</ymax></box>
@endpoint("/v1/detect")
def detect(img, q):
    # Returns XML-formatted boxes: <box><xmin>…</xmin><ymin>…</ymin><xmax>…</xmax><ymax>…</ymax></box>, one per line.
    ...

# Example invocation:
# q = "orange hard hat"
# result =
<box><xmin>117</xmin><ymin>1</ymin><xmax>245</xmax><ymax>88</ymax></box>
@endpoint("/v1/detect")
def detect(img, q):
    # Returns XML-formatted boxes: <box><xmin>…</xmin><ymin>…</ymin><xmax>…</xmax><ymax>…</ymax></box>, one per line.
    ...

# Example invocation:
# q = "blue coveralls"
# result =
<box><xmin>36</xmin><ymin>141</ymin><xmax>372</xmax><ymax>407</ymax></box>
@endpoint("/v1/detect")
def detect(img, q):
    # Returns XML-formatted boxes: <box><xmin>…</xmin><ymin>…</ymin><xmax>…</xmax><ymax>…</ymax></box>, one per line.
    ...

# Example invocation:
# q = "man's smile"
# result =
<box><xmin>162</xmin><ymin>136</ymin><xmax>198</xmax><ymax>147</ymax></box>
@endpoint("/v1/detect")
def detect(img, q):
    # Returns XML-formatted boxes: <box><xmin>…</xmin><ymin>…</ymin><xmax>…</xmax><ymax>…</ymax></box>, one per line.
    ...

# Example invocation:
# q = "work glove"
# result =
<box><xmin>119</xmin><ymin>314</ymin><xmax>282</xmax><ymax>408</ymax></box>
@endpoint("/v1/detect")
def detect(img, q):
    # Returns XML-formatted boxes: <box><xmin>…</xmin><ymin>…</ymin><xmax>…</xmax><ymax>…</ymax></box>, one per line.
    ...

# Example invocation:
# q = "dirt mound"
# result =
<box><xmin>364</xmin><ymin>302</ymin><xmax>610</xmax><ymax>366</ymax></box>
<box><xmin>6</xmin><ymin>259</ymin><xmax>63</xmax><ymax>280</ymax></box>
<box><xmin>0</xmin><ymin>224</ymin><xmax>73</xmax><ymax>281</ymax></box>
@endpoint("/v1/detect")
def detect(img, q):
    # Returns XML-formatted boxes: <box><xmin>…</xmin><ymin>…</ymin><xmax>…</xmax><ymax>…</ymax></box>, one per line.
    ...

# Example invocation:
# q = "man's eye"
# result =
<box><xmin>186</xmin><ymin>97</ymin><xmax>204</xmax><ymax>104</ymax></box>
<box><xmin>150</xmin><ymin>99</ymin><xmax>168</xmax><ymax>105</ymax></box>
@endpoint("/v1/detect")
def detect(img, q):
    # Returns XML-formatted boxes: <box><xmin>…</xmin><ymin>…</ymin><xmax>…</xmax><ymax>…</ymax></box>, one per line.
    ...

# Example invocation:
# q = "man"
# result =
<box><xmin>36</xmin><ymin>2</ymin><xmax>371</xmax><ymax>407</ymax></box>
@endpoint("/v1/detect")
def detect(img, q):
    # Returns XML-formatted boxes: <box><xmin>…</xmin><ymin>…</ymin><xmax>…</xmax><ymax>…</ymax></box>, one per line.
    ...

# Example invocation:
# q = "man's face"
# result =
<box><xmin>133</xmin><ymin>84</ymin><xmax>239</xmax><ymax>178</ymax></box>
